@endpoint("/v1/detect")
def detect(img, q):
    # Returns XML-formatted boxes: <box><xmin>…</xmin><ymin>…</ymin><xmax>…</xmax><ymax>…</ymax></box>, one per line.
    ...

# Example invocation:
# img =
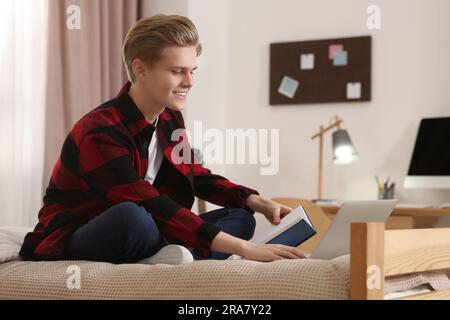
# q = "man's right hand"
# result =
<box><xmin>211</xmin><ymin>231</ymin><xmax>306</xmax><ymax>262</ymax></box>
<box><xmin>240</xmin><ymin>242</ymin><xmax>306</xmax><ymax>262</ymax></box>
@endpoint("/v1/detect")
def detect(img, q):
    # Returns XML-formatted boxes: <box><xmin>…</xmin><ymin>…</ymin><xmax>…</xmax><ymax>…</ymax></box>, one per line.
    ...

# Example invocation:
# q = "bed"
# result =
<box><xmin>350</xmin><ymin>222</ymin><xmax>450</xmax><ymax>300</ymax></box>
<box><xmin>0</xmin><ymin>224</ymin><xmax>449</xmax><ymax>300</ymax></box>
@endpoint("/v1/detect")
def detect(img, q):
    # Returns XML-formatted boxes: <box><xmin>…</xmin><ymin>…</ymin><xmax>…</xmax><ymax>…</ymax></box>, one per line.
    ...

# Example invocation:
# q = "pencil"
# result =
<box><xmin>375</xmin><ymin>175</ymin><xmax>384</xmax><ymax>192</ymax></box>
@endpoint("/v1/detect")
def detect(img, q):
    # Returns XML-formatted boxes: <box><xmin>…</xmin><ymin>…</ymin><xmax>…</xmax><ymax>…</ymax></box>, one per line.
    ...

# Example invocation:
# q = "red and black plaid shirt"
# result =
<box><xmin>20</xmin><ymin>82</ymin><xmax>259</xmax><ymax>260</ymax></box>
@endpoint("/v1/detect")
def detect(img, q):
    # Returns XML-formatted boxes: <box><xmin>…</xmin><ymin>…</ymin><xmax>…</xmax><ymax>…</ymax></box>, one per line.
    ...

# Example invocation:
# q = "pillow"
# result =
<box><xmin>0</xmin><ymin>227</ymin><xmax>33</xmax><ymax>263</ymax></box>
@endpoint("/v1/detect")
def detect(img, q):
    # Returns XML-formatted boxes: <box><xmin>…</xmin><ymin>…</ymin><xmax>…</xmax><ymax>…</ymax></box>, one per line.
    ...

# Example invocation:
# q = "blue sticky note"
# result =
<box><xmin>333</xmin><ymin>50</ymin><xmax>348</xmax><ymax>66</ymax></box>
<box><xmin>278</xmin><ymin>76</ymin><xmax>299</xmax><ymax>99</ymax></box>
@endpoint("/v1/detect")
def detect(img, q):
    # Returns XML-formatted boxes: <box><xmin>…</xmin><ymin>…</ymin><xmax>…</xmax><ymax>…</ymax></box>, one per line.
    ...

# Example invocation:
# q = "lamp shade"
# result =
<box><xmin>332</xmin><ymin>129</ymin><xmax>359</xmax><ymax>165</ymax></box>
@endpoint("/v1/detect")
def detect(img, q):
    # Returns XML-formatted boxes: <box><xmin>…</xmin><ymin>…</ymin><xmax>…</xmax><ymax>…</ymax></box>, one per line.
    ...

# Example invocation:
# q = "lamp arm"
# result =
<box><xmin>310</xmin><ymin>116</ymin><xmax>343</xmax><ymax>140</ymax></box>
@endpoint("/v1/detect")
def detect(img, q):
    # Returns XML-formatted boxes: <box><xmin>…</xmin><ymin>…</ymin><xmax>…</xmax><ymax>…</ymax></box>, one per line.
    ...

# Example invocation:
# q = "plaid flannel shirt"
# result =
<box><xmin>20</xmin><ymin>82</ymin><xmax>259</xmax><ymax>260</ymax></box>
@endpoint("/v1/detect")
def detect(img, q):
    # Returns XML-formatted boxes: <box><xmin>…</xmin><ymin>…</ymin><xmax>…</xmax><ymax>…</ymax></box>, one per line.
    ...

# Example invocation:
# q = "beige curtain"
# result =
<box><xmin>43</xmin><ymin>0</ymin><xmax>149</xmax><ymax>195</ymax></box>
<box><xmin>0</xmin><ymin>0</ymin><xmax>45</xmax><ymax>226</ymax></box>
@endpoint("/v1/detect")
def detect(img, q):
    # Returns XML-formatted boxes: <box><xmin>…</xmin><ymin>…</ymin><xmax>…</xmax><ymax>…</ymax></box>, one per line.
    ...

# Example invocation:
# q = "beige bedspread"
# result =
<box><xmin>0</xmin><ymin>256</ymin><xmax>349</xmax><ymax>300</ymax></box>
<box><xmin>1</xmin><ymin>256</ymin><xmax>449</xmax><ymax>300</ymax></box>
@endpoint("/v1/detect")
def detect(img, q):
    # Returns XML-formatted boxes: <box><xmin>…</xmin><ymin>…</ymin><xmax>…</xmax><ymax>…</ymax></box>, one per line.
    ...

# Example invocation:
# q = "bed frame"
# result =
<box><xmin>350</xmin><ymin>223</ymin><xmax>450</xmax><ymax>300</ymax></box>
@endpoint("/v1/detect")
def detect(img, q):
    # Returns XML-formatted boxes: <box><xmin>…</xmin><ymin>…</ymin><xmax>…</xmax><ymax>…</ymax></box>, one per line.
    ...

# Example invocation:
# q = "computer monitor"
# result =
<box><xmin>404</xmin><ymin>117</ymin><xmax>450</xmax><ymax>189</ymax></box>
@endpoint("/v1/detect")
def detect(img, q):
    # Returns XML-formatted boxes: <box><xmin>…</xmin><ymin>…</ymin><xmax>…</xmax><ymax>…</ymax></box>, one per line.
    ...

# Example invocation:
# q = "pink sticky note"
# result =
<box><xmin>329</xmin><ymin>44</ymin><xmax>344</xmax><ymax>60</ymax></box>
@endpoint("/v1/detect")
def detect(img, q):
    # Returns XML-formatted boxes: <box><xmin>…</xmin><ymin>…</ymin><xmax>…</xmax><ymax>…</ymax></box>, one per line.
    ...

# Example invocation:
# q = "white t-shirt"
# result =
<box><xmin>144</xmin><ymin>116</ymin><xmax>164</xmax><ymax>184</ymax></box>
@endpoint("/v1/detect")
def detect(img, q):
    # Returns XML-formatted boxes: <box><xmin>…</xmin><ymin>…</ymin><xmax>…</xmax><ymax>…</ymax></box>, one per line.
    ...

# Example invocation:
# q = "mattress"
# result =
<box><xmin>0</xmin><ymin>256</ymin><xmax>350</xmax><ymax>300</ymax></box>
<box><xmin>1</xmin><ymin>226</ymin><xmax>449</xmax><ymax>300</ymax></box>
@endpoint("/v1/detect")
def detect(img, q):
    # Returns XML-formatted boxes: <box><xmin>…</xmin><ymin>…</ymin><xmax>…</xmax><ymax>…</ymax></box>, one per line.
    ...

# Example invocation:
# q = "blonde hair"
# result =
<box><xmin>123</xmin><ymin>14</ymin><xmax>202</xmax><ymax>82</ymax></box>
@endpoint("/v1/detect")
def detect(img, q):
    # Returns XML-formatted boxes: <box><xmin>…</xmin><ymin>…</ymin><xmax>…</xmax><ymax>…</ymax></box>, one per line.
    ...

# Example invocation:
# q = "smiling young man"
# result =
<box><xmin>20</xmin><ymin>14</ymin><xmax>305</xmax><ymax>264</ymax></box>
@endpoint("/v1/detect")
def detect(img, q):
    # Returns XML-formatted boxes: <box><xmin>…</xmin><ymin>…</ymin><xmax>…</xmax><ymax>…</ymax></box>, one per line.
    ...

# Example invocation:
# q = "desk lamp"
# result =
<box><xmin>311</xmin><ymin>116</ymin><xmax>358</xmax><ymax>200</ymax></box>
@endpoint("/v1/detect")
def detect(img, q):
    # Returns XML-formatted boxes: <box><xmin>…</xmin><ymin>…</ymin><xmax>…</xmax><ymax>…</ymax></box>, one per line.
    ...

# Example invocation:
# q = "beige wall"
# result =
<box><xmin>149</xmin><ymin>0</ymin><xmax>450</xmax><ymax>212</ymax></box>
<box><xmin>146</xmin><ymin>0</ymin><xmax>187</xmax><ymax>16</ymax></box>
<box><xmin>147</xmin><ymin>0</ymin><xmax>230</xmax><ymax>212</ymax></box>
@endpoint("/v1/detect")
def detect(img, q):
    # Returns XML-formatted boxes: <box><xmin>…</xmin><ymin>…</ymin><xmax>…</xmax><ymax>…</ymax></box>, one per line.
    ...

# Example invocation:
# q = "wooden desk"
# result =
<box><xmin>319</xmin><ymin>205</ymin><xmax>450</xmax><ymax>229</ymax></box>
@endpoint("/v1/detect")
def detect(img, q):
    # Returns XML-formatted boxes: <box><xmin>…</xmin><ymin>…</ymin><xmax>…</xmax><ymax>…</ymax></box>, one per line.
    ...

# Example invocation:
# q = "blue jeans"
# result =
<box><xmin>65</xmin><ymin>202</ymin><xmax>255</xmax><ymax>263</ymax></box>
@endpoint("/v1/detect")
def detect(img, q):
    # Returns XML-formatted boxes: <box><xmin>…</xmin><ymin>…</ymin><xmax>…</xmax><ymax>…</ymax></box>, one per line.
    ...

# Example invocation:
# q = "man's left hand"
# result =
<box><xmin>245</xmin><ymin>194</ymin><xmax>293</xmax><ymax>225</ymax></box>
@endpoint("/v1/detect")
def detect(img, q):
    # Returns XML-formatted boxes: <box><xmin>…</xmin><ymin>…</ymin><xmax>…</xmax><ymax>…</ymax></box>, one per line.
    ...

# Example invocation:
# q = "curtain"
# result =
<box><xmin>0</xmin><ymin>0</ymin><xmax>149</xmax><ymax>227</ymax></box>
<box><xmin>0</xmin><ymin>0</ymin><xmax>46</xmax><ymax>227</ymax></box>
<box><xmin>43</xmin><ymin>0</ymin><xmax>148</xmax><ymax>195</ymax></box>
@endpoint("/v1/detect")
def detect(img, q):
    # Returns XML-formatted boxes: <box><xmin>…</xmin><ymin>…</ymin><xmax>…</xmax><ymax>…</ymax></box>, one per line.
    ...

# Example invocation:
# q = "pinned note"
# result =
<box><xmin>329</xmin><ymin>44</ymin><xmax>344</xmax><ymax>60</ymax></box>
<box><xmin>278</xmin><ymin>76</ymin><xmax>299</xmax><ymax>99</ymax></box>
<box><xmin>333</xmin><ymin>50</ymin><xmax>348</xmax><ymax>66</ymax></box>
<box><xmin>300</xmin><ymin>53</ymin><xmax>315</xmax><ymax>70</ymax></box>
<box><xmin>347</xmin><ymin>82</ymin><xmax>361</xmax><ymax>99</ymax></box>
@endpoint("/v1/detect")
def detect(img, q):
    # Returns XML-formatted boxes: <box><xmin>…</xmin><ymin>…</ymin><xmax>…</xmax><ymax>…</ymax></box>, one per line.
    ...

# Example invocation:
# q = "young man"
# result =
<box><xmin>20</xmin><ymin>14</ymin><xmax>305</xmax><ymax>264</ymax></box>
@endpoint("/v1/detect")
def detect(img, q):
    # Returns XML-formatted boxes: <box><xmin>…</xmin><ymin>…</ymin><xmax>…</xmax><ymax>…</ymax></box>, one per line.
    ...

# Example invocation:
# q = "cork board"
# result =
<box><xmin>269</xmin><ymin>36</ymin><xmax>371</xmax><ymax>105</ymax></box>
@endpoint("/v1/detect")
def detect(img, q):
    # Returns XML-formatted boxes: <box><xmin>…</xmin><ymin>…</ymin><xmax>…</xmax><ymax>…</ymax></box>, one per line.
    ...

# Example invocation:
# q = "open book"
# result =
<box><xmin>251</xmin><ymin>205</ymin><xmax>316</xmax><ymax>247</ymax></box>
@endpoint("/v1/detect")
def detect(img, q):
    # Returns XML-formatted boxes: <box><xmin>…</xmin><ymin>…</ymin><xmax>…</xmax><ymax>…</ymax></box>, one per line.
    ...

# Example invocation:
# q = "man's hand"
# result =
<box><xmin>245</xmin><ymin>194</ymin><xmax>293</xmax><ymax>225</ymax></box>
<box><xmin>241</xmin><ymin>242</ymin><xmax>306</xmax><ymax>261</ymax></box>
<box><xmin>211</xmin><ymin>231</ymin><xmax>306</xmax><ymax>262</ymax></box>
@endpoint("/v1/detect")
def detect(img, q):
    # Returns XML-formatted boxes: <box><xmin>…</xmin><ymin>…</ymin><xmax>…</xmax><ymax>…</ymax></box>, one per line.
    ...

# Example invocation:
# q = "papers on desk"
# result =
<box><xmin>313</xmin><ymin>200</ymin><xmax>444</xmax><ymax>209</ymax></box>
<box><xmin>395</xmin><ymin>203</ymin><xmax>434</xmax><ymax>208</ymax></box>
<box><xmin>312</xmin><ymin>199</ymin><xmax>341</xmax><ymax>206</ymax></box>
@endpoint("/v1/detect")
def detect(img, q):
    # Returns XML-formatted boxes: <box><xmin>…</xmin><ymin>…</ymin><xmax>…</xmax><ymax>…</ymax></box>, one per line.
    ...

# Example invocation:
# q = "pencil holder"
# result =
<box><xmin>378</xmin><ymin>186</ymin><xmax>395</xmax><ymax>200</ymax></box>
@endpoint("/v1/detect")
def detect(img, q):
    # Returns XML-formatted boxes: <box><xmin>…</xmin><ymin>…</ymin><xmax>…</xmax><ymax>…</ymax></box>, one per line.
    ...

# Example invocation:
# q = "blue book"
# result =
<box><xmin>251</xmin><ymin>206</ymin><xmax>316</xmax><ymax>247</ymax></box>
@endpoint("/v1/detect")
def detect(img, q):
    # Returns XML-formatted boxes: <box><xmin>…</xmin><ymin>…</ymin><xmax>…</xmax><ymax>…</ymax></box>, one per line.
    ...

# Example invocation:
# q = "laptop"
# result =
<box><xmin>309</xmin><ymin>199</ymin><xmax>398</xmax><ymax>260</ymax></box>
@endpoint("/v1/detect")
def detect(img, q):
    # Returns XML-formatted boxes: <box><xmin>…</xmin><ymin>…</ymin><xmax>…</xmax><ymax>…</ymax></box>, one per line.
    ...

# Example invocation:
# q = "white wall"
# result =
<box><xmin>186</xmin><ymin>1</ymin><xmax>230</xmax><ymax>212</ymax></box>
<box><xmin>148</xmin><ymin>0</ymin><xmax>450</xmax><ymax>213</ymax></box>
<box><xmin>147</xmin><ymin>0</ymin><xmax>229</xmax><ymax>213</ymax></box>
<box><xmin>146</xmin><ymin>0</ymin><xmax>188</xmax><ymax>16</ymax></box>
<box><xmin>201</xmin><ymin>0</ymin><xmax>450</xmax><ymax>204</ymax></box>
